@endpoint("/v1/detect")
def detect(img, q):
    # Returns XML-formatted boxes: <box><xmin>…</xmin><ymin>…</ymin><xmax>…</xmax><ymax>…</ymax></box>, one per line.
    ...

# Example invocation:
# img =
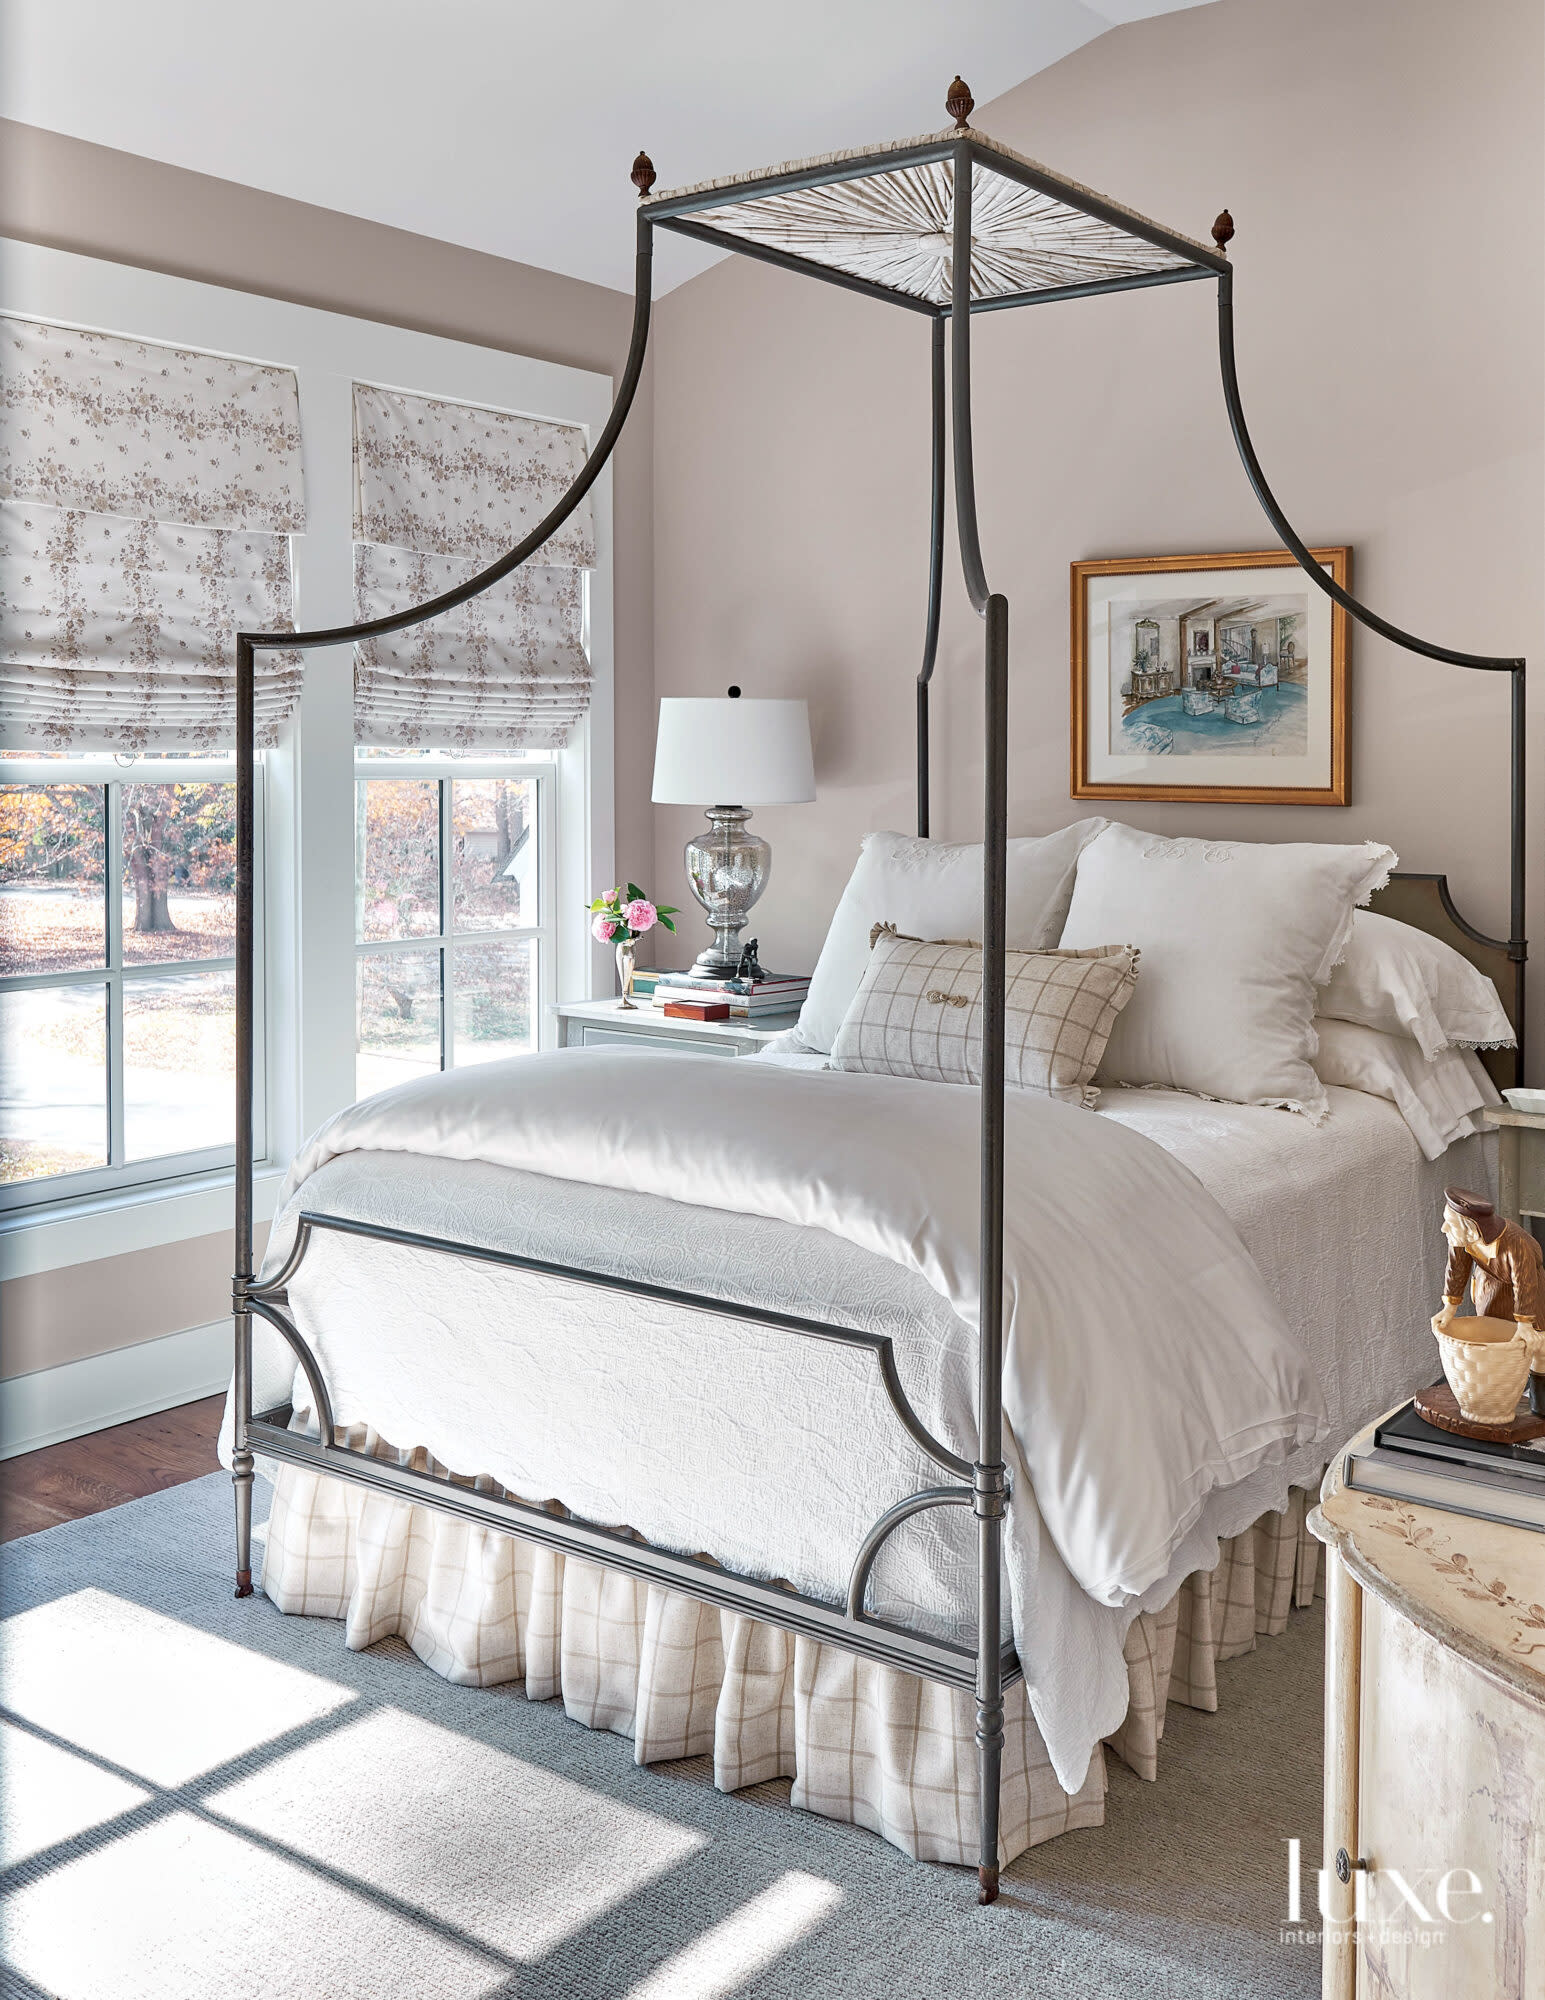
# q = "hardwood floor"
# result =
<box><xmin>0</xmin><ymin>1395</ymin><xmax>225</xmax><ymax>1543</ymax></box>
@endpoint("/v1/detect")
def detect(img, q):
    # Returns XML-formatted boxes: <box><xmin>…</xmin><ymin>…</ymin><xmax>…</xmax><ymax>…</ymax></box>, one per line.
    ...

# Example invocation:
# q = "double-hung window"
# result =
<box><xmin>0</xmin><ymin>312</ymin><xmax>302</xmax><ymax>1207</ymax></box>
<box><xmin>0</xmin><ymin>248</ymin><xmax>615</xmax><ymax>1229</ymax></box>
<box><xmin>348</xmin><ymin>381</ymin><xmax>592</xmax><ymax>1098</ymax></box>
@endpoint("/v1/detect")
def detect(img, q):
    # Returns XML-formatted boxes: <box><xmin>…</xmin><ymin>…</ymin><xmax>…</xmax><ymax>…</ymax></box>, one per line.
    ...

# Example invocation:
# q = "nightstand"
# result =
<box><xmin>1310</xmin><ymin>1433</ymin><xmax>1545</xmax><ymax>1999</ymax></box>
<box><xmin>554</xmin><ymin>997</ymin><xmax>803</xmax><ymax>1059</ymax></box>
<box><xmin>1483</xmin><ymin>1105</ymin><xmax>1545</xmax><ymax>1232</ymax></box>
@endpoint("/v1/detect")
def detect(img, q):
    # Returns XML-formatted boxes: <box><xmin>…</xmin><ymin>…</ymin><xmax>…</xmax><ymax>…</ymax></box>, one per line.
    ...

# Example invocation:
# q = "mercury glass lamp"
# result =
<box><xmin>651</xmin><ymin>690</ymin><xmax>815</xmax><ymax>977</ymax></box>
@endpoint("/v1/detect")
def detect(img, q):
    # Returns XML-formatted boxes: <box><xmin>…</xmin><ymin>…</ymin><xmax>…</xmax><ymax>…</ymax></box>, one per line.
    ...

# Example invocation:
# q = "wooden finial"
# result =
<box><xmin>631</xmin><ymin>151</ymin><xmax>657</xmax><ymax>199</ymax></box>
<box><xmin>945</xmin><ymin>76</ymin><xmax>974</xmax><ymax>130</ymax></box>
<box><xmin>1211</xmin><ymin>208</ymin><xmax>1235</xmax><ymax>254</ymax></box>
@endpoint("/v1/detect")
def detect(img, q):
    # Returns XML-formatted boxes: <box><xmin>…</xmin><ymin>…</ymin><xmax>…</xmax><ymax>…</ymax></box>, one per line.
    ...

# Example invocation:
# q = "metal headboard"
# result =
<box><xmin>1369</xmin><ymin>873</ymin><xmax>1520</xmax><ymax>1093</ymax></box>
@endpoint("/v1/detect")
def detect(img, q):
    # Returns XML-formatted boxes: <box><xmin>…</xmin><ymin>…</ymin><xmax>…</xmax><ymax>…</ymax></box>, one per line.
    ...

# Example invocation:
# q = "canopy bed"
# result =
<box><xmin>228</xmin><ymin>80</ymin><xmax>1528</xmax><ymax>1904</ymax></box>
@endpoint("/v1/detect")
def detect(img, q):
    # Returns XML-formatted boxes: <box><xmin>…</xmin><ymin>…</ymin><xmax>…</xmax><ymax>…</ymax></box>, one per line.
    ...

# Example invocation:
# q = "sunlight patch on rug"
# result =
<box><xmin>2</xmin><ymin>1811</ymin><xmax>501</xmax><ymax>2000</ymax></box>
<box><xmin>0</xmin><ymin>1588</ymin><xmax>356</xmax><ymax>1785</ymax></box>
<box><xmin>0</xmin><ymin>1720</ymin><xmax>151</xmax><ymax>1869</ymax></box>
<box><xmin>207</xmin><ymin>1704</ymin><xmax>710</xmax><ymax>1957</ymax></box>
<box><xmin>622</xmin><ymin>1871</ymin><xmax>843</xmax><ymax>1999</ymax></box>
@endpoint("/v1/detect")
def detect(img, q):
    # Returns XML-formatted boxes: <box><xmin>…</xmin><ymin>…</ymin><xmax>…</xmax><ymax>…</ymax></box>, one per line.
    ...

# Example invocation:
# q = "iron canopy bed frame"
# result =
<box><xmin>230</xmin><ymin>78</ymin><xmax>1528</xmax><ymax>1904</ymax></box>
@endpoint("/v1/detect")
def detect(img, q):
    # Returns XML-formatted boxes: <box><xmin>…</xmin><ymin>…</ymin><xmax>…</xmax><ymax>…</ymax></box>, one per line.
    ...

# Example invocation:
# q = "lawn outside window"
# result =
<box><xmin>354</xmin><ymin>754</ymin><xmax>555</xmax><ymax>1101</ymax></box>
<box><xmin>0</xmin><ymin>755</ymin><xmax>265</xmax><ymax>1208</ymax></box>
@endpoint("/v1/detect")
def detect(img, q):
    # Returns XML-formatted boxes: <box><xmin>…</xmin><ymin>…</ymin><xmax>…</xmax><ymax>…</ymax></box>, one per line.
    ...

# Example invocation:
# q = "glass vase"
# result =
<box><xmin>615</xmin><ymin>937</ymin><xmax>637</xmax><ymax>1009</ymax></box>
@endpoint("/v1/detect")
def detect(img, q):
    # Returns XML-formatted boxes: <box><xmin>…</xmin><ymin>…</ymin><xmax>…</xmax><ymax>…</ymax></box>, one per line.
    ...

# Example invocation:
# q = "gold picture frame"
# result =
<box><xmin>1070</xmin><ymin>547</ymin><xmax>1350</xmax><ymax>805</ymax></box>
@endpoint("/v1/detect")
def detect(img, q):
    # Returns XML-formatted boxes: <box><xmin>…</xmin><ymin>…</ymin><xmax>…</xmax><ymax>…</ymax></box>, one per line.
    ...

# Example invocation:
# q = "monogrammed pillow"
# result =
<box><xmin>829</xmin><ymin>929</ymin><xmax>1140</xmax><ymax>1105</ymax></box>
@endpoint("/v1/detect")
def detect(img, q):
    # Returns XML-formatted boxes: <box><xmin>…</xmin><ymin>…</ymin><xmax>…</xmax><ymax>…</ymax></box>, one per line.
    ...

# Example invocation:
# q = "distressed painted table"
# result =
<box><xmin>1484</xmin><ymin>1105</ymin><xmax>1545</xmax><ymax>1235</ymax></box>
<box><xmin>1309</xmin><ymin>1438</ymin><xmax>1545</xmax><ymax>1999</ymax></box>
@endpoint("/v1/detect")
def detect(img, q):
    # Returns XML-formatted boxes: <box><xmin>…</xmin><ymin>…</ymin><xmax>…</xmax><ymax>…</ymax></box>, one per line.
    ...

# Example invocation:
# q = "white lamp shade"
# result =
<box><xmin>651</xmin><ymin>697</ymin><xmax>816</xmax><ymax>806</ymax></box>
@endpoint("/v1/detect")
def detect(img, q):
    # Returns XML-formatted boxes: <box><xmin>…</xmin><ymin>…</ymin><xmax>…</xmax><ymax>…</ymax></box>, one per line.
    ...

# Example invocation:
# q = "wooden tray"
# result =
<box><xmin>1412</xmin><ymin>1381</ymin><xmax>1545</xmax><ymax>1443</ymax></box>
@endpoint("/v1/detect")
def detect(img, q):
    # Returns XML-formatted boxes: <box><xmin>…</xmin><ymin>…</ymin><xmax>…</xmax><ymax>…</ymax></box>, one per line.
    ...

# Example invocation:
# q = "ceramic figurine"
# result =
<box><xmin>1437</xmin><ymin>1185</ymin><xmax>1545</xmax><ymax>1416</ymax></box>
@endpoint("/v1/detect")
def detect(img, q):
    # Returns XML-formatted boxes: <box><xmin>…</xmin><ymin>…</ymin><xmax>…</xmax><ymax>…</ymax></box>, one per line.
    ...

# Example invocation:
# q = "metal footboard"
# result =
<box><xmin>237</xmin><ymin>1209</ymin><xmax>1020</xmax><ymax>1697</ymax></box>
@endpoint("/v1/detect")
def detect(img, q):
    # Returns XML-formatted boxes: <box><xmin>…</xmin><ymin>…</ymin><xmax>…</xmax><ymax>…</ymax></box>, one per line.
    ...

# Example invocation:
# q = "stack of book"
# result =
<box><xmin>650</xmin><ymin>968</ymin><xmax>810</xmax><ymax>1022</ymax></box>
<box><xmin>1344</xmin><ymin>1397</ymin><xmax>1545</xmax><ymax>1532</ymax></box>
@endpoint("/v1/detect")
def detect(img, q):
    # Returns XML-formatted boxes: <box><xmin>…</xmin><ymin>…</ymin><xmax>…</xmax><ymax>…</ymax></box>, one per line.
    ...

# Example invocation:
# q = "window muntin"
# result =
<box><xmin>0</xmin><ymin>761</ymin><xmax>260</xmax><ymax>1203</ymax></box>
<box><xmin>354</xmin><ymin>763</ymin><xmax>548</xmax><ymax>1101</ymax></box>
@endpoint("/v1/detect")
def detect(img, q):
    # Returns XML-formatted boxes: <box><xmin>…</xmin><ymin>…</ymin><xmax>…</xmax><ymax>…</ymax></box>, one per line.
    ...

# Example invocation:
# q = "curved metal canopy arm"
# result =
<box><xmin>1217</xmin><ymin>267</ymin><xmax>1522</xmax><ymax>676</ymax></box>
<box><xmin>1217</xmin><ymin>261</ymin><xmax>1526</xmax><ymax>1011</ymax></box>
<box><xmin>238</xmin><ymin>214</ymin><xmax>656</xmax><ymax>660</ymax></box>
<box><xmin>917</xmin><ymin>314</ymin><xmax>946</xmax><ymax>837</ymax></box>
<box><xmin>951</xmin><ymin>141</ymin><xmax>991</xmax><ymax>617</ymax></box>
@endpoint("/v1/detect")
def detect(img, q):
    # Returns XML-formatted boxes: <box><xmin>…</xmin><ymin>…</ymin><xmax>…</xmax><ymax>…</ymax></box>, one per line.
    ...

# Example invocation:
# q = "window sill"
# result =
<box><xmin>0</xmin><ymin>1167</ymin><xmax>287</xmax><ymax>1283</ymax></box>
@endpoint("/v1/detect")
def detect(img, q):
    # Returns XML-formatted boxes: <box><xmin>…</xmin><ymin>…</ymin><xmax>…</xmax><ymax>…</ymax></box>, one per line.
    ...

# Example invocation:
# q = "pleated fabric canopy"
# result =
<box><xmin>642</xmin><ymin>111</ymin><xmax>1223</xmax><ymax>314</ymax></box>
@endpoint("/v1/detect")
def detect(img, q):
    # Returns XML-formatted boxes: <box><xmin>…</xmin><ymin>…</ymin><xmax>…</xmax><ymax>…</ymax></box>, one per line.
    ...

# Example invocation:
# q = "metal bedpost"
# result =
<box><xmin>917</xmin><ymin>315</ymin><xmax>946</xmax><ymax>838</ymax></box>
<box><xmin>1215</xmin><ymin>257</ymin><xmax>1528</xmax><ymax>1078</ymax></box>
<box><xmin>230</xmin><ymin>200</ymin><xmax>657</xmax><ymax>1598</ymax></box>
<box><xmin>1512</xmin><ymin>663</ymin><xmax>1528</xmax><ymax>1079</ymax></box>
<box><xmin>232</xmin><ymin>631</ymin><xmax>256</xmax><ymax>1596</ymax></box>
<box><xmin>975</xmin><ymin>592</ymin><xmax>1010</xmax><ymax>1904</ymax></box>
<box><xmin>951</xmin><ymin>135</ymin><xmax>1009</xmax><ymax>1905</ymax></box>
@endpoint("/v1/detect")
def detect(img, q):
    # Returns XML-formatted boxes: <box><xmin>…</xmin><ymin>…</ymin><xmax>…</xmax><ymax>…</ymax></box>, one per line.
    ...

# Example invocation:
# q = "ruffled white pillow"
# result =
<box><xmin>1057</xmin><ymin>824</ymin><xmax>1395</xmax><ymax>1120</ymax></box>
<box><xmin>794</xmin><ymin>821</ymin><xmax>1106</xmax><ymax>1055</ymax></box>
<box><xmin>1311</xmin><ymin>1016</ymin><xmax>1499</xmax><ymax>1160</ymax></box>
<box><xmin>1316</xmin><ymin>909</ymin><xmax>1515</xmax><ymax>1059</ymax></box>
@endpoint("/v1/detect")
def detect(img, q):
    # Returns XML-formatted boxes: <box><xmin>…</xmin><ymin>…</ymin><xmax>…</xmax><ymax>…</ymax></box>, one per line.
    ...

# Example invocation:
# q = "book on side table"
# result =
<box><xmin>650</xmin><ymin>969</ymin><xmax>811</xmax><ymax>1019</ymax></box>
<box><xmin>1343</xmin><ymin>1395</ymin><xmax>1545</xmax><ymax>1532</ymax></box>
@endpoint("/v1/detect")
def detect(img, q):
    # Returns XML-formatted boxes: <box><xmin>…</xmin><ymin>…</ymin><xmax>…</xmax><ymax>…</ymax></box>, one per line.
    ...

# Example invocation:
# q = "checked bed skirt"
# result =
<box><xmin>259</xmin><ymin>1427</ymin><xmax>1321</xmax><ymax>1870</ymax></box>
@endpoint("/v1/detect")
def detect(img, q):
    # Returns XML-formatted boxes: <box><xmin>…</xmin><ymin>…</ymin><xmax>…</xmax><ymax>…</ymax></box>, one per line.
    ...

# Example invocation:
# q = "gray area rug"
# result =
<box><xmin>0</xmin><ymin>1473</ymin><xmax>1323</xmax><ymax>1999</ymax></box>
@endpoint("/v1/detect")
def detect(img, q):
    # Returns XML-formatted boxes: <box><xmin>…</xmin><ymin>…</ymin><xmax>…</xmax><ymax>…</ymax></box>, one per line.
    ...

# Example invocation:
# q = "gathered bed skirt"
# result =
<box><xmin>260</xmin><ymin>1428</ymin><xmax>1321</xmax><ymax>1869</ymax></box>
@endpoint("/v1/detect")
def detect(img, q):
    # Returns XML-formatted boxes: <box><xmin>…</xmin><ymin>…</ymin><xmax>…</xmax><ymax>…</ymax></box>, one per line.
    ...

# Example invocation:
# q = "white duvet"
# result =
<box><xmin>248</xmin><ymin>1049</ymin><xmax>1327</xmax><ymax>1786</ymax></box>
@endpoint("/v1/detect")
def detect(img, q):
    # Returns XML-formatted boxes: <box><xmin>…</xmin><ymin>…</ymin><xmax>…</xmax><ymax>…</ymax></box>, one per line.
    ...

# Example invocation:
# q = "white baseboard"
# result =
<box><xmin>0</xmin><ymin>1320</ymin><xmax>231</xmax><ymax>1460</ymax></box>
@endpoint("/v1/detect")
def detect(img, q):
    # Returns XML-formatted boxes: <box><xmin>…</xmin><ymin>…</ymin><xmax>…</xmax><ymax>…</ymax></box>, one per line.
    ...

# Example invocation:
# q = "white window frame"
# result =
<box><xmin>0</xmin><ymin>238</ymin><xmax>615</xmax><ymax>1277</ymax></box>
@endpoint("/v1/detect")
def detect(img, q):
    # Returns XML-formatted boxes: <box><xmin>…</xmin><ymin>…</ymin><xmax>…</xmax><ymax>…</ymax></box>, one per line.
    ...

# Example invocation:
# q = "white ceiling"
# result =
<box><xmin>0</xmin><ymin>1</ymin><xmax>1209</xmax><ymax>295</ymax></box>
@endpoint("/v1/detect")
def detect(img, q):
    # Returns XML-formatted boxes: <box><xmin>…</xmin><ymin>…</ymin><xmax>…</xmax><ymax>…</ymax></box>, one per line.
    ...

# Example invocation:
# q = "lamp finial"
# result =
<box><xmin>946</xmin><ymin>76</ymin><xmax>974</xmax><ymax>130</ymax></box>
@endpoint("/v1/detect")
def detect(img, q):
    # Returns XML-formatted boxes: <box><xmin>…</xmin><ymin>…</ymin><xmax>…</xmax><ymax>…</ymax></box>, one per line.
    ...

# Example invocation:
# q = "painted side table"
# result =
<box><xmin>1309</xmin><ymin>1440</ymin><xmax>1544</xmax><ymax>1999</ymax></box>
<box><xmin>1484</xmin><ymin>1104</ymin><xmax>1545</xmax><ymax>1235</ymax></box>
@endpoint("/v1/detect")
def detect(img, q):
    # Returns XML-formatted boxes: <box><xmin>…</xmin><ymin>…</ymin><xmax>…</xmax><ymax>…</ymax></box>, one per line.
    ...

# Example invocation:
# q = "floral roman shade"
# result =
<box><xmin>0</xmin><ymin>315</ymin><xmax>305</xmax><ymax>751</ymax></box>
<box><xmin>351</xmin><ymin>384</ymin><xmax>594</xmax><ymax>750</ymax></box>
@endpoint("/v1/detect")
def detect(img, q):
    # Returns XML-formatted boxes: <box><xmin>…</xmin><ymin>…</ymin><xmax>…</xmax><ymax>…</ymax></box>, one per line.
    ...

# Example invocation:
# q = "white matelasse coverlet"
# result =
<box><xmin>239</xmin><ymin>1049</ymin><xmax>1327</xmax><ymax>1791</ymax></box>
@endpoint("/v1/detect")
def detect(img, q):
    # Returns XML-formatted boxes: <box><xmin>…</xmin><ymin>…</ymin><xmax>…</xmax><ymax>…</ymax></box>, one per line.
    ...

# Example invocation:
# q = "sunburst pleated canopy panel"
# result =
<box><xmin>645</xmin><ymin>130</ymin><xmax>1222</xmax><ymax>310</ymax></box>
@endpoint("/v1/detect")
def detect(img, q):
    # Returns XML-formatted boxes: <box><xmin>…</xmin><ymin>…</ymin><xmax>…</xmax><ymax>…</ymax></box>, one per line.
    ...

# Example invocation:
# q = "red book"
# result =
<box><xmin>662</xmin><ymin>999</ymin><xmax>731</xmax><ymax>1022</ymax></box>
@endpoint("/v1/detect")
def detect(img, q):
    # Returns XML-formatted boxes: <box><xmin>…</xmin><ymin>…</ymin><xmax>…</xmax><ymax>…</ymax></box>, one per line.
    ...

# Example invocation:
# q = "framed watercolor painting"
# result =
<box><xmin>1070</xmin><ymin>548</ymin><xmax>1350</xmax><ymax>805</ymax></box>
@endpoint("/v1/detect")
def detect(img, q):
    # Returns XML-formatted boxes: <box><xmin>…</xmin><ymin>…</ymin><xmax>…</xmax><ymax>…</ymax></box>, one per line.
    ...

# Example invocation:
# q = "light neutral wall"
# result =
<box><xmin>650</xmin><ymin>0</ymin><xmax>1545</xmax><ymax>1066</ymax></box>
<box><xmin>0</xmin><ymin>118</ymin><xmax>650</xmax><ymax>1378</ymax></box>
<box><xmin>1</xmin><ymin>1224</ymin><xmax>267</xmax><ymax>1380</ymax></box>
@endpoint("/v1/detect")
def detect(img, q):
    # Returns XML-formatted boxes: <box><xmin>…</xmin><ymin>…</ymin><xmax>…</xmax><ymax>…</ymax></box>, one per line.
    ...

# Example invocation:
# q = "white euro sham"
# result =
<box><xmin>1058</xmin><ymin>824</ymin><xmax>1395</xmax><ymax>1119</ymax></box>
<box><xmin>795</xmin><ymin>821</ymin><xmax>1106</xmax><ymax>1054</ymax></box>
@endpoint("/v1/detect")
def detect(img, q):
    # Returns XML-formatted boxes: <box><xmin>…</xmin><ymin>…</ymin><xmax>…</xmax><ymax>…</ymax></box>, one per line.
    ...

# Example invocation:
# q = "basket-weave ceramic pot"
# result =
<box><xmin>1432</xmin><ymin>1313</ymin><xmax>1532</xmax><ymax>1425</ymax></box>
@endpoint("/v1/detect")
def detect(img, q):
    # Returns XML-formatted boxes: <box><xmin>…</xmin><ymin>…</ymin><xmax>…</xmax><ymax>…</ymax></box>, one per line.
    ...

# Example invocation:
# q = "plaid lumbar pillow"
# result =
<box><xmin>830</xmin><ymin>927</ymin><xmax>1140</xmax><ymax>1105</ymax></box>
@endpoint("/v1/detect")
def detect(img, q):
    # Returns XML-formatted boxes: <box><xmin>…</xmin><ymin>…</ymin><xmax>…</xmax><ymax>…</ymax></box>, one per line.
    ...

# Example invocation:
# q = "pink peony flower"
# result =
<box><xmin>591</xmin><ymin>913</ymin><xmax>618</xmax><ymax>942</ymax></box>
<box><xmin>624</xmin><ymin>898</ymin><xmax>657</xmax><ymax>934</ymax></box>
